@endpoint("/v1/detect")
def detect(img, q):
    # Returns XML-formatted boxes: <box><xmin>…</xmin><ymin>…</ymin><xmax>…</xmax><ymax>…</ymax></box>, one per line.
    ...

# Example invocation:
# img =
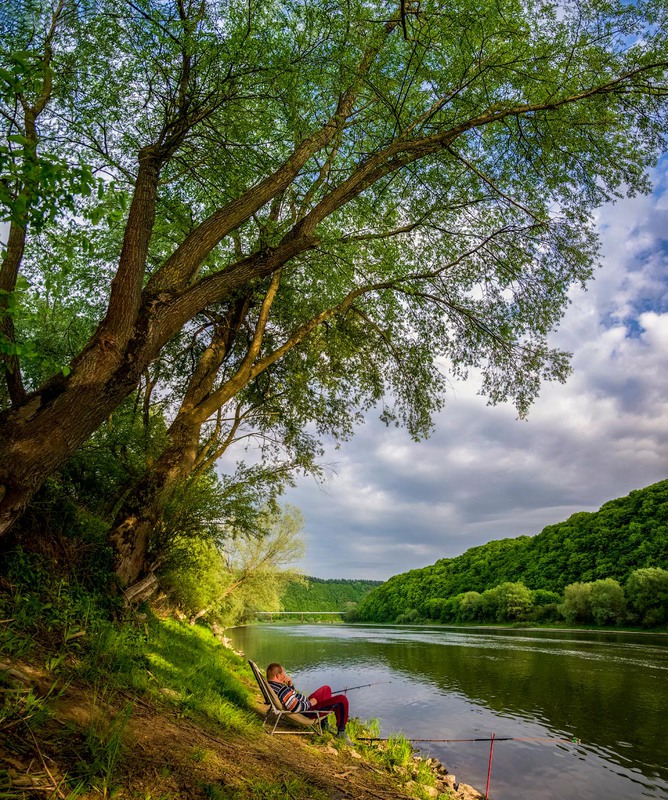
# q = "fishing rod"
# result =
<box><xmin>332</xmin><ymin>680</ymin><xmax>393</xmax><ymax>694</ymax></box>
<box><xmin>358</xmin><ymin>735</ymin><xmax>581</xmax><ymax>744</ymax></box>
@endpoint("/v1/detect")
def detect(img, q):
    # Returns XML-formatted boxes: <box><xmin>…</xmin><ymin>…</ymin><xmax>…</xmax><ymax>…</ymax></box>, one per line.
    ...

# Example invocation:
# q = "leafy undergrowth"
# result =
<box><xmin>0</xmin><ymin>552</ymin><xmax>479</xmax><ymax>800</ymax></box>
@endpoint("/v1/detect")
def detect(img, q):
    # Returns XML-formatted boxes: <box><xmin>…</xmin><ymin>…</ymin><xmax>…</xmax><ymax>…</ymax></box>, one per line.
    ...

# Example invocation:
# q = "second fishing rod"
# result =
<box><xmin>331</xmin><ymin>680</ymin><xmax>393</xmax><ymax>694</ymax></box>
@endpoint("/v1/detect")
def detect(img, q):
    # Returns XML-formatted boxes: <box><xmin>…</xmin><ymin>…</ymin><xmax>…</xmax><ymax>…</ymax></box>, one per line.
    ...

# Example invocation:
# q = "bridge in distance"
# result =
<box><xmin>255</xmin><ymin>611</ymin><xmax>344</xmax><ymax>622</ymax></box>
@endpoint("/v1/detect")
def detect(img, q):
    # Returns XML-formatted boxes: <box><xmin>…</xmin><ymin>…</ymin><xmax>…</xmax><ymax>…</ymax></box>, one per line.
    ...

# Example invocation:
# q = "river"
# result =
<box><xmin>228</xmin><ymin>624</ymin><xmax>668</xmax><ymax>800</ymax></box>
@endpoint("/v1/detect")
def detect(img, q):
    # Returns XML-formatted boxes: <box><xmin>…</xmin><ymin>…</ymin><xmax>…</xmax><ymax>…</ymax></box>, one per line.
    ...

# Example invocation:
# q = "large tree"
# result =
<box><xmin>1</xmin><ymin>0</ymin><xmax>667</xmax><ymax>538</ymax></box>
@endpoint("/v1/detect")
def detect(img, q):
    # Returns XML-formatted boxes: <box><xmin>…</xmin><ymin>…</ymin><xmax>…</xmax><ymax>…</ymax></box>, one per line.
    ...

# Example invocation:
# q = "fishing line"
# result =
<box><xmin>357</xmin><ymin>735</ymin><xmax>581</xmax><ymax>744</ymax></box>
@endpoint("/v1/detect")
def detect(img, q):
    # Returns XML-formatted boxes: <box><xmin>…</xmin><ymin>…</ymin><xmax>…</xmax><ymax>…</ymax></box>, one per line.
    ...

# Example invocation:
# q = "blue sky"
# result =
<box><xmin>283</xmin><ymin>157</ymin><xmax>668</xmax><ymax>580</ymax></box>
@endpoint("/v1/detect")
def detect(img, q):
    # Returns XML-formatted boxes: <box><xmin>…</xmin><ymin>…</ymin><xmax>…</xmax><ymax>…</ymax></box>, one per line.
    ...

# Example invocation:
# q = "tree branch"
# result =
<box><xmin>145</xmin><ymin>16</ymin><xmax>401</xmax><ymax>293</ymax></box>
<box><xmin>445</xmin><ymin>145</ymin><xmax>543</xmax><ymax>222</ymax></box>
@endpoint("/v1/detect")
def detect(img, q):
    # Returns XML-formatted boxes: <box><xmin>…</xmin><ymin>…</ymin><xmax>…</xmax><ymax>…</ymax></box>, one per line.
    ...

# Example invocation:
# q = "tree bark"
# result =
<box><xmin>0</xmin><ymin>220</ymin><xmax>28</xmax><ymax>405</ymax></box>
<box><xmin>109</xmin><ymin>297</ymin><xmax>250</xmax><ymax>583</ymax></box>
<box><xmin>0</xmin><ymin>144</ymin><xmax>164</xmax><ymax>538</ymax></box>
<box><xmin>109</xmin><ymin>415</ymin><xmax>203</xmax><ymax>584</ymax></box>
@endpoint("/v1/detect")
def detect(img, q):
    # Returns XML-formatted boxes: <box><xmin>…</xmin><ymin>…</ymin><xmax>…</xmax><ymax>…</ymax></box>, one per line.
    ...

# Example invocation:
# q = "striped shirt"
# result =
<box><xmin>268</xmin><ymin>680</ymin><xmax>311</xmax><ymax>713</ymax></box>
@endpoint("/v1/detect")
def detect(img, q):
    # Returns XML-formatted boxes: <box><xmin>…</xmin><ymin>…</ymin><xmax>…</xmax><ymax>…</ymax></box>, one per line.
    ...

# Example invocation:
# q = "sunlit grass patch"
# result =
<box><xmin>412</xmin><ymin>755</ymin><xmax>438</xmax><ymax>787</ymax></box>
<box><xmin>347</xmin><ymin>719</ymin><xmax>447</xmax><ymax>796</ymax></box>
<box><xmin>347</xmin><ymin>716</ymin><xmax>380</xmax><ymax>740</ymax></box>
<box><xmin>146</xmin><ymin>651</ymin><xmax>181</xmax><ymax>676</ymax></box>
<box><xmin>385</xmin><ymin>733</ymin><xmax>413</xmax><ymax>768</ymax></box>
<box><xmin>143</xmin><ymin>617</ymin><xmax>256</xmax><ymax>733</ymax></box>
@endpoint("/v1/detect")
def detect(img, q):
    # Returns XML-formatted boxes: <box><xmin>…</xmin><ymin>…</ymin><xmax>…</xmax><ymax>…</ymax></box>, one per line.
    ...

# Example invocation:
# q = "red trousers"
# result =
<box><xmin>307</xmin><ymin>685</ymin><xmax>349</xmax><ymax>730</ymax></box>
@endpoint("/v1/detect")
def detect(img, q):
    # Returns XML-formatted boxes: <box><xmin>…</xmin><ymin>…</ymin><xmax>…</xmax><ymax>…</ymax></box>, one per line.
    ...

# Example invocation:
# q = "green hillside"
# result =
<box><xmin>357</xmin><ymin>480</ymin><xmax>668</xmax><ymax>623</ymax></box>
<box><xmin>281</xmin><ymin>577</ymin><xmax>381</xmax><ymax>611</ymax></box>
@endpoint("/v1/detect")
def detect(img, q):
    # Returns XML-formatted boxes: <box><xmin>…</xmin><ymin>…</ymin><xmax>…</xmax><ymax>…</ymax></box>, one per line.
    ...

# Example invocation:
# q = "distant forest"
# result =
<box><xmin>355</xmin><ymin>480</ymin><xmax>668</xmax><ymax>628</ymax></box>
<box><xmin>281</xmin><ymin>577</ymin><xmax>381</xmax><ymax>611</ymax></box>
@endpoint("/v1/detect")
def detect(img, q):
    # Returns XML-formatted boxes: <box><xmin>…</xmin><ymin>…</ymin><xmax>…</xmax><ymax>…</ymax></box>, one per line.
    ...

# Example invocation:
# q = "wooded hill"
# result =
<box><xmin>281</xmin><ymin>577</ymin><xmax>381</xmax><ymax>611</ymax></box>
<box><xmin>356</xmin><ymin>480</ymin><xmax>668</xmax><ymax>623</ymax></box>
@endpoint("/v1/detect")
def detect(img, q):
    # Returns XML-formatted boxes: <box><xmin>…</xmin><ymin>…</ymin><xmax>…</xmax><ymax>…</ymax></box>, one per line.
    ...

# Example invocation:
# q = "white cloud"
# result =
<box><xmin>284</xmin><ymin>158</ymin><xmax>668</xmax><ymax>581</ymax></box>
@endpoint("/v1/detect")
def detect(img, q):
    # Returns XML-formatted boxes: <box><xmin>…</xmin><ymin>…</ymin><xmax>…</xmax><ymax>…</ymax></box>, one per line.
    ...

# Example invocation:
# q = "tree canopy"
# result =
<box><xmin>1</xmin><ymin>0</ymin><xmax>667</xmax><ymax>561</ymax></box>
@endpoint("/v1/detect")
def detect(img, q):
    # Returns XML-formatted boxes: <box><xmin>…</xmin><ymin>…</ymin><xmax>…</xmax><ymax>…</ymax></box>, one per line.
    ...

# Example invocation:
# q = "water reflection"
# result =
<box><xmin>229</xmin><ymin>625</ymin><xmax>668</xmax><ymax>800</ymax></box>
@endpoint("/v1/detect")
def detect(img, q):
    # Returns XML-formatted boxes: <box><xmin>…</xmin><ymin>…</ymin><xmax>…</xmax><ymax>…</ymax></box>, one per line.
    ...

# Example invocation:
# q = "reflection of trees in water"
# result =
<box><xmin>369</xmin><ymin>637</ymin><xmax>667</xmax><ymax>778</ymax></box>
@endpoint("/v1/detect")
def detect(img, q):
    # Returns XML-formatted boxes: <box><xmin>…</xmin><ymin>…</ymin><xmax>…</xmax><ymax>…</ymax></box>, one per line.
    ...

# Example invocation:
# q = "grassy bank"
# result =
<box><xmin>0</xmin><ymin>552</ymin><xmax>478</xmax><ymax>800</ymax></box>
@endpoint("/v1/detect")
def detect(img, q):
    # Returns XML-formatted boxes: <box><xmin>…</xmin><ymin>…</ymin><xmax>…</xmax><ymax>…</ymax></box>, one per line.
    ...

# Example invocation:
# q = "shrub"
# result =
<box><xmin>532</xmin><ymin>603</ymin><xmax>563</xmax><ymax>622</ymax></box>
<box><xmin>625</xmin><ymin>568</ymin><xmax>668</xmax><ymax>627</ymax></box>
<box><xmin>494</xmin><ymin>582</ymin><xmax>534</xmax><ymax>622</ymax></box>
<box><xmin>395</xmin><ymin>608</ymin><xmax>421</xmax><ymax>624</ymax></box>
<box><xmin>589</xmin><ymin>579</ymin><xmax>626</xmax><ymax>626</ymax></box>
<box><xmin>424</xmin><ymin>595</ymin><xmax>463</xmax><ymax>622</ymax></box>
<box><xmin>532</xmin><ymin>589</ymin><xmax>562</xmax><ymax>607</ymax></box>
<box><xmin>562</xmin><ymin>582</ymin><xmax>594</xmax><ymax>623</ymax></box>
<box><xmin>459</xmin><ymin>591</ymin><xmax>482</xmax><ymax>622</ymax></box>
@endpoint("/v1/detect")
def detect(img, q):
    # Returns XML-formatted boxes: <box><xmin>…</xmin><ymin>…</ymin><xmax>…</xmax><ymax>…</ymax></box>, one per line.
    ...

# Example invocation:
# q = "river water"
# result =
<box><xmin>228</xmin><ymin>624</ymin><xmax>668</xmax><ymax>800</ymax></box>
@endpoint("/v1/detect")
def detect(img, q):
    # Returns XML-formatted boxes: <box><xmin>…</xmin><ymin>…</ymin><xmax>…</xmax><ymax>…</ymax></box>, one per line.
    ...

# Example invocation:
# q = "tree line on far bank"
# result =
<box><xmin>374</xmin><ymin>570</ymin><xmax>668</xmax><ymax>628</ymax></box>
<box><xmin>354</xmin><ymin>481</ymin><xmax>668</xmax><ymax>628</ymax></box>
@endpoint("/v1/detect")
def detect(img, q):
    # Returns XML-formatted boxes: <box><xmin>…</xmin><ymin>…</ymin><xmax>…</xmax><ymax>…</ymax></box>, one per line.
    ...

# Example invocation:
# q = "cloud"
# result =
<box><xmin>284</xmin><ymin>158</ymin><xmax>668</xmax><ymax>581</ymax></box>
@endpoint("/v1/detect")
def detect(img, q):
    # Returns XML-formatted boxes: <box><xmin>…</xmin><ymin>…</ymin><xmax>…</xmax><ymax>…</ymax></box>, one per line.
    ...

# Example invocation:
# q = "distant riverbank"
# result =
<box><xmin>242</xmin><ymin>617</ymin><xmax>668</xmax><ymax>635</ymax></box>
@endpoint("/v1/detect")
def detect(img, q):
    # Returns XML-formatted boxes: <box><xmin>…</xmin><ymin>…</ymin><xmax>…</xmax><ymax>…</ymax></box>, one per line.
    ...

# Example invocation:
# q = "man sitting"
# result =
<box><xmin>266</xmin><ymin>662</ymin><xmax>351</xmax><ymax>742</ymax></box>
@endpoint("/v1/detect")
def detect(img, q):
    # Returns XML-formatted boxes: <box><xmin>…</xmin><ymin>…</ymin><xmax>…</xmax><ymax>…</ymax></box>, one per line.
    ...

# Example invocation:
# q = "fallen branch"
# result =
<box><xmin>122</xmin><ymin>573</ymin><xmax>159</xmax><ymax>605</ymax></box>
<box><xmin>0</xmin><ymin>661</ymin><xmax>34</xmax><ymax>686</ymax></box>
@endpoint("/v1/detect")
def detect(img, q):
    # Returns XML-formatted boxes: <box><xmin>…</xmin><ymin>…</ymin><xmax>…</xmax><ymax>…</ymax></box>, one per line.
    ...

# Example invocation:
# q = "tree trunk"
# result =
<box><xmin>0</xmin><ymin>220</ymin><xmax>28</xmax><ymax>406</ymax></box>
<box><xmin>108</xmin><ymin>298</ymin><xmax>250</xmax><ymax>584</ymax></box>
<box><xmin>0</xmin><ymin>149</ymin><xmax>163</xmax><ymax>539</ymax></box>
<box><xmin>0</xmin><ymin>233</ymin><xmax>311</xmax><ymax>540</ymax></box>
<box><xmin>0</xmin><ymin>374</ymin><xmax>135</xmax><ymax>538</ymax></box>
<box><xmin>0</xmin><ymin>307</ymin><xmax>160</xmax><ymax>539</ymax></box>
<box><xmin>109</xmin><ymin>417</ymin><xmax>201</xmax><ymax>585</ymax></box>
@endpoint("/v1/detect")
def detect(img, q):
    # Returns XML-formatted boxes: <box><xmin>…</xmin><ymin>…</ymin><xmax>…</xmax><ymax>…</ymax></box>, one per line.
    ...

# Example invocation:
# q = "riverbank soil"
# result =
<box><xmin>0</xmin><ymin>658</ymin><xmax>482</xmax><ymax>800</ymax></box>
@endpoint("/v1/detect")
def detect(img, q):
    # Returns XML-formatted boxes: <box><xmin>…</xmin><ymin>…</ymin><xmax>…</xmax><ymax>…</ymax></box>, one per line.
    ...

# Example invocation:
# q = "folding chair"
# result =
<box><xmin>248</xmin><ymin>659</ymin><xmax>324</xmax><ymax>735</ymax></box>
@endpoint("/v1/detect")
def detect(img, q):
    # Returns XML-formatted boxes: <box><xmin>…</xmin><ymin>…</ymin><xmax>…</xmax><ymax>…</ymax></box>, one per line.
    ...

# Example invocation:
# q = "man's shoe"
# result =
<box><xmin>337</xmin><ymin>729</ymin><xmax>353</xmax><ymax>745</ymax></box>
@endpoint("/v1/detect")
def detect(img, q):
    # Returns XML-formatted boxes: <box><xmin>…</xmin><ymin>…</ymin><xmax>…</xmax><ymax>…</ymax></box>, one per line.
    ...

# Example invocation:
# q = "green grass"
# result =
<box><xmin>0</xmin><ymin>548</ymin><xmax>261</xmax><ymax>799</ymax></box>
<box><xmin>1</xmin><ymin>548</ymin><xmax>452</xmax><ymax>800</ymax></box>
<box><xmin>385</xmin><ymin>733</ymin><xmax>414</xmax><ymax>768</ymax></box>
<box><xmin>1</xmin><ymin>546</ymin><xmax>258</xmax><ymax>728</ymax></box>
<box><xmin>346</xmin><ymin>719</ymin><xmax>449</xmax><ymax>795</ymax></box>
<box><xmin>71</xmin><ymin>702</ymin><xmax>133</xmax><ymax>797</ymax></box>
<box><xmin>144</xmin><ymin>617</ymin><xmax>256</xmax><ymax>733</ymax></box>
